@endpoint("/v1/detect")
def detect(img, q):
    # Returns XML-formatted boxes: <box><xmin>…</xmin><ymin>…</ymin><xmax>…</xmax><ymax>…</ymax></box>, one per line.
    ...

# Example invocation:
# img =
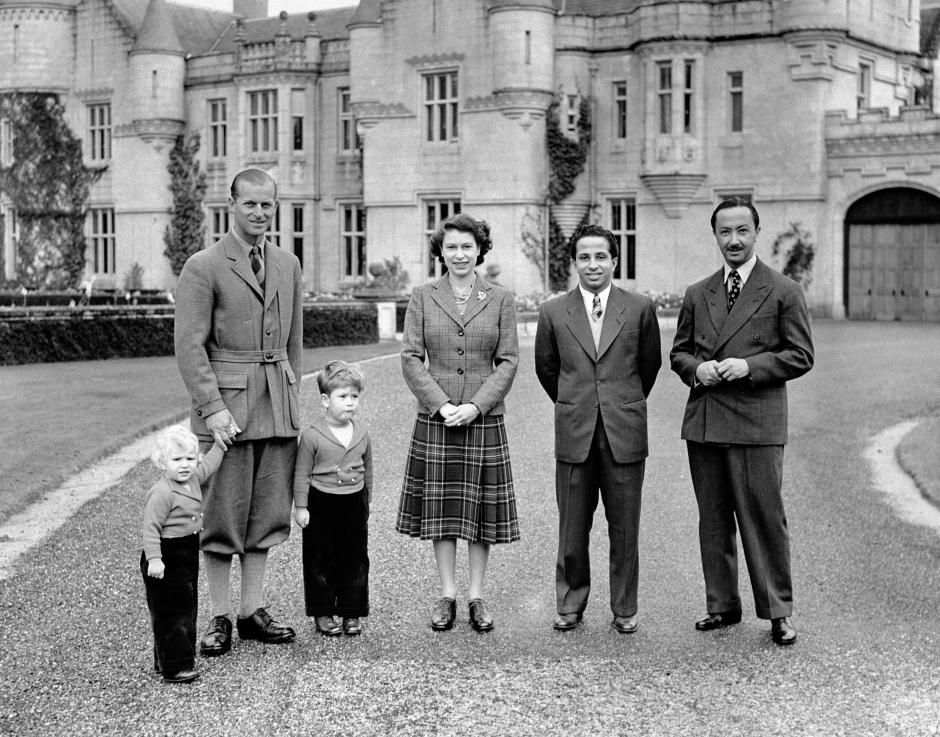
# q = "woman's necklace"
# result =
<box><xmin>449</xmin><ymin>273</ymin><xmax>476</xmax><ymax>305</ymax></box>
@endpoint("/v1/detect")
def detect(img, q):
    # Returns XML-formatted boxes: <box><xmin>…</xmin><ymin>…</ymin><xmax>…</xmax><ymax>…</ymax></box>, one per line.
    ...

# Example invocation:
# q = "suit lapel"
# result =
<box><xmin>564</xmin><ymin>288</ymin><xmax>596</xmax><ymax>361</ymax></box>
<box><xmin>429</xmin><ymin>276</ymin><xmax>465</xmax><ymax>327</ymax></box>
<box><xmin>262</xmin><ymin>239</ymin><xmax>282</xmax><ymax>309</ymax></box>
<box><xmin>459</xmin><ymin>276</ymin><xmax>493</xmax><ymax>325</ymax></box>
<box><xmin>596</xmin><ymin>287</ymin><xmax>625</xmax><ymax>361</ymax></box>
<box><xmin>704</xmin><ymin>269</ymin><xmax>728</xmax><ymax>334</ymax></box>
<box><xmin>714</xmin><ymin>259</ymin><xmax>773</xmax><ymax>353</ymax></box>
<box><xmin>223</xmin><ymin>235</ymin><xmax>263</xmax><ymax>301</ymax></box>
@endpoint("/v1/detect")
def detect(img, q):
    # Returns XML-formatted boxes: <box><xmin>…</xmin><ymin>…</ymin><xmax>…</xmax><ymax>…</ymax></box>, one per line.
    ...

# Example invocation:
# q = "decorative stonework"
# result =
<box><xmin>641</xmin><ymin>173</ymin><xmax>707</xmax><ymax>218</ymax></box>
<box><xmin>114</xmin><ymin>119</ymin><xmax>185</xmax><ymax>149</ymax></box>
<box><xmin>405</xmin><ymin>52</ymin><xmax>465</xmax><ymax>68</ymax></box>
<box><xmin>494</xmin><ymin>87</ymin><xmax>554</xmax><ymax>128</ymax></box>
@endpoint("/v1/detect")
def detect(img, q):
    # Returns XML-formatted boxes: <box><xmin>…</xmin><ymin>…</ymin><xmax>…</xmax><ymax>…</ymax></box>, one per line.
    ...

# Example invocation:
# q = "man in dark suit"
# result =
<box><xmin>175</xmin><ymin>168</ymin><xmax>303</xmax><ymax>656</ymax></box>
<box><xmin>670</xmin><ymin>198</ymin><xmax>814</xmax><ymax>646</ymax></box>
<box><xmin>535</xmin><ymin>224</ymin><xmax>661</xmax><ymax>633</ymax></box>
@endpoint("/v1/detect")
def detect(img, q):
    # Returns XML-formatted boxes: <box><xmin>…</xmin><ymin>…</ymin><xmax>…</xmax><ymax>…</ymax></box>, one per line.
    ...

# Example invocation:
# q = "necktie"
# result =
<box><xmin>250</xmin><ymin>244</ymin><xmax>264</xmax><ymax>287</ymax></box>
<box><xmin>727</xmin><ymin>269</ymin><xmax>741</xmax><ymax>310</ymax></box>
<box><xmin>591</xmin><ymin>294</ymin><xmax>603</xmax><ymax>322</ymax></box>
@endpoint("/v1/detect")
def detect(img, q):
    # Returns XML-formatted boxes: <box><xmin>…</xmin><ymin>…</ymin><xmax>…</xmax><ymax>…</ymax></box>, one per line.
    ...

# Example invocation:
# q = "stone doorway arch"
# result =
<box><xmin>844</xmin><ymin>187</ymin><xmax>940</xmax><ymax>321</ymax></box>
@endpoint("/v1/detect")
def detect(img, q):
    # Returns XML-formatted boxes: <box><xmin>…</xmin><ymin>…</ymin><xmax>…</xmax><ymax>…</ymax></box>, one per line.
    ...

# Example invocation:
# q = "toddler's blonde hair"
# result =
<box><xmin>151</xmin><ymin>425</ymin><xmax>201</xmax><ymax>469</ymax></box>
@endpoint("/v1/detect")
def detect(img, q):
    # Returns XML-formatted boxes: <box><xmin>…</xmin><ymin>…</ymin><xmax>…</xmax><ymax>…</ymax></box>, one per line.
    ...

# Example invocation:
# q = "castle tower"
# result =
<box><xmin>0</xmin><ymin>0</ymin><xmax>77</xmax><ymax>93</ymax></box>
<box><xmin>112</xmin><ymin>0</ymin><xmax>186</xmax><ymax>290</ymax></box>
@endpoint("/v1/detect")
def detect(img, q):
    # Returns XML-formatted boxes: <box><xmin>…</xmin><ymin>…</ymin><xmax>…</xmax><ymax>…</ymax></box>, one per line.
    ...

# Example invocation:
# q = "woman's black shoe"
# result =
<box><xmin>468</xmin><ymin>598</ymin><xmax>494</xmax><ymax>633</ymax></box>
<box><xmin>430</xmin><ymin>597</ymin><xmax>457</xmax><ymax>631</ymax></box>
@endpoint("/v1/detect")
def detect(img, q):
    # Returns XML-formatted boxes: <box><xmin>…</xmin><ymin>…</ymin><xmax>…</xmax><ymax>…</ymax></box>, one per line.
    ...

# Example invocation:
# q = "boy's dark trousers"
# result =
<box><xmin>140</xmin><ymin>536</ymin><xmax>199</xmax><ymax>674</ymax></box>
<box><xmin>302</xmin><ymin>487</ymin><xmax>369</xmax><ymax>618</ymax></box>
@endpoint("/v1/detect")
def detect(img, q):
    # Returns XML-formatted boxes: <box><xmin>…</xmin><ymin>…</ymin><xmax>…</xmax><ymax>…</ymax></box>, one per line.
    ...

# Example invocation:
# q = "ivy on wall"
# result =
<box><xmin>545</xmin><ymin>96</ymin><xmax>592</xmax><ymax>291</ymax></box>
<box><xmin>0</xmin><ymin>93</ymin><xmax>103</xmax><ymax>289</ymax></box>
<box><xmin>772</xmin><ymin>222</ymin><xmax>815</xmax><ymax>288</ymax></box>
<box><xmin>163</xmin><ymin>133</ymin><xmax>207</xmax><ymax>277</ymax></box>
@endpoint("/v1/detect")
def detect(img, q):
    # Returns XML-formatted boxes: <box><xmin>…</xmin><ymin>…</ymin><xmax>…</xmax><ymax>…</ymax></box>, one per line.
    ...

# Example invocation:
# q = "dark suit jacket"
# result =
<box><xmin>401</xmin><ymin>275</ymin><xmax>518</xmax><ymax>416</ymax></box>
<box><xmin>670</xmin><ymin>258</ymin><xmax>814</xmax><ymax>445</ymax></box>
<box><xmin>535</xmin><ymin>286</ymin><xmax>661</xmax><ymax>464</ymax></box>
<box><xmin>174</xmin><ymin>232</ymin><xmax>304</xmax><ymax>442</ymax></box>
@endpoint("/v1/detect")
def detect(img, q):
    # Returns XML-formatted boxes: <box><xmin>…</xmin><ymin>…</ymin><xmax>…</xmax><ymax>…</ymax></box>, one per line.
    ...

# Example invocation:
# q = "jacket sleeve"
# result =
<box><xmin>362</xmin><ymin>435</ymin><xmax>373</xmax><ymax>502</ymax></box>
<box><xmin>468</xmin><ymin>292</ymin><xmax>519</xmax><ymax>415</ymax></box>
<box><xmin>400</xmin><ymin>289</ymin><xmax>451</xmax><ymax>415</ymax></box>
<box><xmin>288</xmin><ymin>256</ymin><xmax>304</xmax><ymax>381</ymax></box>
<box><xmin>292</xmin><ymin>432</ymin><xmax>315</xmax><ymax>508</ymax></box>
<box><xmin>194</xmin><ymin>443</ymin><xmax>225</xmax><ymax>484</ymax></box>
<box><xmin>174</xmin><ymin>256</ymin><xmax>226</xmax><ymax>419</ymax></box>
<box><xmin>142</xmin><ymin>487</ymin><xmax>173</xmax><ymax>561</ymax></box>
<box><xmin>638</xmin><ymin>300</ymin><xmax>662</xmax><ymax>398</ymax></box>
<box><xmin>670</xmin><ymin>288</ymin><xmax>700</xmax><ymax>387</ymax></box>
<box><xmin>534</xmin><ymin>303</ymin><xmax>559</xmax><ymax>402</ymax></box>
<box><xmin>746</xmin><ymin>282</ymin><xmax>815</xmax><ymax>386</ymax></box>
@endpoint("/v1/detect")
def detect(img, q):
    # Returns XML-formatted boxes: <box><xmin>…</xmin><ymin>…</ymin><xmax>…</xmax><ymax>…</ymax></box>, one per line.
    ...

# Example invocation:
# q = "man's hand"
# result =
<box><xmin>443</xmin><ymin>403</ymin><xmax>480</xmax><ymax>427</ymax></box>
<box><xmin>716</xmin><ymin>357</ymin><xmax>750</xmax><ymax>382</ymax></box>
<box><xmin>147</xmin><ymin>559</ymin><xmax>165</xmax><ymax>579</ymax></box>
<box><xmin>695</xmin><ymin>360</ymin><xmax>723</xmax><ymax>386</ymax></box>
<box><xmin>294</xmin><ymin>508</ymin><xmax>310</xmax><ymax>528</ymax></box>
<box><xmin>206</xmin><ymin>409</ymin><xmax>240</xmax><ymax>448</ymax></box>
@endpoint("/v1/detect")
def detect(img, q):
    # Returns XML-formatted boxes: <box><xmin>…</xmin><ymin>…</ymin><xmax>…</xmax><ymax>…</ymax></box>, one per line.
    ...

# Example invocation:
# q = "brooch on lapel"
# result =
<box><xmin>477</xmin><ymin>291</ymin><xmax>486</xmax><ymax>301</ymax></box>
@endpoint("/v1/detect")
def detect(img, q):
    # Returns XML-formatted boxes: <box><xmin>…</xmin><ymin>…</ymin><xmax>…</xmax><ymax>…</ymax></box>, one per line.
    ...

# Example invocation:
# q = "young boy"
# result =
<box><xmin>294</xmin><ymin>361</ymin><xmax>373</xmax><ymax>636</ymax></box>
<box><xmin>142</xmin><ymin>425</ymin><xmax>226</xmax><ymax>683</ymax></box>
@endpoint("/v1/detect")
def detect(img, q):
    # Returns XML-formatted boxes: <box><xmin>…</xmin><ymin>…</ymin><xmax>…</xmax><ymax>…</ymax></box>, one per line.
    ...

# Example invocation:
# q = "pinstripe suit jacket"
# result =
<box><xmin>174</xmin><ymin>232</ymin><xmax>304</xmax><ymax>442</ymax></box>
<box><xmin>670</xmin><ymin>258</ymin><xmax>814</xmax><ymax>445</ymax></box>
<box><xmin>534</xmin><ymin>286</ymin><xmax>662</xmax><ymax>464</ymax></box>
<box><xmin>401</xmin><ymin>275</ymin><xmax>518</xmax><ymax>416</ymax></box>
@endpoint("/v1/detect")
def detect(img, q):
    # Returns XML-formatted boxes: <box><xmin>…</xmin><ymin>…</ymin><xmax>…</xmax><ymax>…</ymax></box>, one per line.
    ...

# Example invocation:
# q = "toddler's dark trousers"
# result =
<box><xmin>140</xmin><ymin>536</ymin><xmax>199</xmax><ymax>674</ymax></box>
<box><xmin>302</xmin><ymin>487</ymin><xmax>369</xmax><ymax>618</ymax></box>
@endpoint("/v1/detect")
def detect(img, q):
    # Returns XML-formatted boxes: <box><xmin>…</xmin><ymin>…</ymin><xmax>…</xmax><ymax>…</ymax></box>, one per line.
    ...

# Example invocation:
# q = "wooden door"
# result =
<box><xmin>847</xmin><ymin>223</ymin><xmax>874</xmax><ymax>320</ymax></box>
<box><xmin>925</xmin><ymin>223</ymin><xmax>940</xmax><ymax>322</ymax></box>
<box><xmin>872</xmin><ymin>224</ymin><xmax>899</xmax><ymax>320</ymax></box>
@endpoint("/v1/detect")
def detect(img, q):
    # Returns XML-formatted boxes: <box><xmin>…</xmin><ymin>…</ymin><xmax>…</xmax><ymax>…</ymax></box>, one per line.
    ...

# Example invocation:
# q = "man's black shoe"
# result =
<box><xmin>199</xmin><ymin>615</ymin><xmax>232</xmax><ymax>656</ymax></box>
<box><xmin>236</xmin><ymin>607</ymin><xmax>296</xmax><ymax>644</ymax></box>
<box><xmin>694</xmin><ymin>611</ymin><xmax>742</xmax><ymax>631</ymax></box>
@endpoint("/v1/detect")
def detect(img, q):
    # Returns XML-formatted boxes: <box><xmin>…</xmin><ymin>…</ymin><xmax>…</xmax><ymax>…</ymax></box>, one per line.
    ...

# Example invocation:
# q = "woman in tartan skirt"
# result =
<box><xmin>396</xmin><ymin>213</ymin><xmax>520</xmax><ymax>633</ymax></box>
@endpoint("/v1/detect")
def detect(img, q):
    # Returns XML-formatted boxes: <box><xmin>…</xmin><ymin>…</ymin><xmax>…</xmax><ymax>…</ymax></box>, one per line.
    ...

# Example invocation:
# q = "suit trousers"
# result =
<box><xmin>302</xmin><ymin>487</ymin><xmax>370</xmax><ymax>618</ymax></box>
<box><xmin>140</xmin><ymin>536</ymin><xmax>198</xmax><ymax>674</ymax></box>
<box><xmin>555</xmin><ymin>414</ymin><xmax>645</xmax><ymax>618</ymax></box>
<box><xmin>686</xmin><ymin>441</ymin><xmax>792</xmax><ymax>619</ymax></box>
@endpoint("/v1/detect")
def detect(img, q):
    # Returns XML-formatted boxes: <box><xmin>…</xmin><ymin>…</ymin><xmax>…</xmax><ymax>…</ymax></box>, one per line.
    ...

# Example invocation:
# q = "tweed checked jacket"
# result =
<box><xmin>670</xmin><ymin>258</ymin><xmax>814</xmax><ymax>445</ymax></box>
<box><xmin>401</xmin><ymin>275</ymin><xmax>518</xmax><ymax>417</ymax></box>
<box><xmin>535</xmin><ymin>286</ymin><xmax>661</xmax><ymax>465</ymax></box>
<box><xmin>174</xmin><ymin>232</ymin><xmax>304</xmax><ymax>442</ymax></box>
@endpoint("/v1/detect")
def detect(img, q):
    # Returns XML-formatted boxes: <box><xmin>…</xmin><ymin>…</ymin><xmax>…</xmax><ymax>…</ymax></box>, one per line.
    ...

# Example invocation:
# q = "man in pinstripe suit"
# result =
<box><xmin>535</xmin><ymin>224</ymin><xmax>661</xmax><ymax>634</ymax></box>
<box><xmin>670</xmin><ymin>199</ymin><xmax>814</xmax><ymax>646</ymax></box>
<box><xmin>175</xmin><ymin>168</ymin><xmax>303</xmax><ymax>656</ymax></box>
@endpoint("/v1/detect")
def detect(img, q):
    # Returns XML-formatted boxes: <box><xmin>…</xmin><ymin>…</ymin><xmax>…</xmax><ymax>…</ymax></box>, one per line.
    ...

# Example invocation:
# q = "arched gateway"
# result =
<box><xmin>844</xmin><ymin>188</ymin><xmax>940</xmax><ymax>321</ymax></box>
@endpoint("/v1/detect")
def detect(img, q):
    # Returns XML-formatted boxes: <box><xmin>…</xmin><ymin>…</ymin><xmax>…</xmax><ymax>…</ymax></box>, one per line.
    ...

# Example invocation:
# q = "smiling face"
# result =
<box><xmin>163</xmin><ymin>442</ymin><xmax>198</xmax><ymax>484</ymax></box>
<box><xmin>321</xmin><ymin>385</ymin><xmax>361</xmax><ymax>425</ymax></box>
<box><xmin>573</xmin><ymin>235</ymin><xmax>618</xmax><ymax>294</ymax></box>
<box><xmin>713</xmin><ymin>205</ymin><xmax>760</xmax><ymax>268</ymax></box>
<box><xmin>441</xmin><ymin>228</ymin><xmax>480</xmax><ymax>279</ymax></box>
<box><xmin>229</xmin><ymin>178</ymin><xmax>278</xmax><ymax>244</ymax></box>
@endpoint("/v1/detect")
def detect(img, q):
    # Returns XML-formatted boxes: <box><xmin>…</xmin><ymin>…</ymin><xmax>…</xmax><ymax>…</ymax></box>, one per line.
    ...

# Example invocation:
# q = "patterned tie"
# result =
<box><xmin>250</xmin><ymin>244</ymin><xmax>264</xmax><ymax>287</ymax></box>
<box><xmin>591</xmin><ymin>293</ymin><xmax>603</xmax><ymax>322</ymax></box>
<box><xmin>727</xmin><ymin>269</ymin><xmax>741</xmax><ymax>310</ymax></box>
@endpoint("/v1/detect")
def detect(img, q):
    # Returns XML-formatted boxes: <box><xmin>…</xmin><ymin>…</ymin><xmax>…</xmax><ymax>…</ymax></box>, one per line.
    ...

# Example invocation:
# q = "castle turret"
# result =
<box><xmin>127</xmin><ymin>0</ymin><xmax>185</xmax><ymax>125</ymax></box>
<box><xmin>0</xmin><ymin>0</ymin><xmax>77</xmax><ymax>93</ymax></box>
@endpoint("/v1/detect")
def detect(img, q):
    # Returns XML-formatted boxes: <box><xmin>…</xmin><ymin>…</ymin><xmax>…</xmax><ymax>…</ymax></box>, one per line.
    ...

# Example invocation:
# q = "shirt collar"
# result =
<box><xmin>231</xmin><ymin>228</ymin><xmax>266</xmax><ymax>257</ymax></box>
<box><xmin>579</xmin><ymin>282</ymin><xmax>612</xmax><ymax>308</ymax></box>
<box><xmin>724</xmin><ymin>254</ymin><xmax>757</xmax><ymax>285</ymax></box>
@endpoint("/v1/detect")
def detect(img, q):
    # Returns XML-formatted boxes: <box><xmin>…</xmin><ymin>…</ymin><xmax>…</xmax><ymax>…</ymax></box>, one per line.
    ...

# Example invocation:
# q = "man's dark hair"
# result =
<box><xmin>711</xmin><ymin>198</ymin><xmax>759</xmax><ymax>232</ymax></box>
<box><xmin>230</xmin><ymin>169</ymin><xmax>278</xmax><ymax>200</ymax></box>
<box><xmin>567</xmin><ymin>223</ymin><xmax>619</xmax><ymax>261</ymax></box>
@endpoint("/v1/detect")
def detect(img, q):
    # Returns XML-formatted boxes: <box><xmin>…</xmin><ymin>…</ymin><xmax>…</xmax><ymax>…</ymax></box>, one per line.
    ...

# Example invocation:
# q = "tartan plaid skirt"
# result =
<box><xmin>396</xmin><ymin>413</ymin><xmax>520</xmax><ymax>544</ymax></box>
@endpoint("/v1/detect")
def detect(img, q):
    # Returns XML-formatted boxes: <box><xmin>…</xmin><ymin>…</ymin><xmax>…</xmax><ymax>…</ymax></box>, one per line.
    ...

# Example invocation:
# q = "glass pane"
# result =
<box><xmin>626</xmin><ymin>203</ymin><xmax>635</xmax><ymax>231</ymax></box>
<box><xmin>611</xmin><ymin>202</ymin><xmax>621</xmax><ymax>231</ymax></box>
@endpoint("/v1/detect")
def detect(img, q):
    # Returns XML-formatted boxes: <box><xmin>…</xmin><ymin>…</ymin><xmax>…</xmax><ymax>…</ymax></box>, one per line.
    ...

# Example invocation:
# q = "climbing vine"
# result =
<box><xmin>164</xmin><ymin>133</ymin><xmax>207</xmax><ymax>277</ymax></box>
<box><xmin>772</xmin><ymin>222</ymin><xmax>815</xmax><ymax>288</ymax></box>
<box><xmin>0</xmin><ymin>93</ymin><xmax>103</xmax><ymax>289</ymax></box>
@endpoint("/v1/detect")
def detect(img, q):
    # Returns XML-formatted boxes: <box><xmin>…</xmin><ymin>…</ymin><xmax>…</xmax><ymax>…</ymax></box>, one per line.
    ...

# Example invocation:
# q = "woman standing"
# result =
<box><xmin>397</xmin><ymin>213</ymin><xmax>520</xmax><ymax>633</ymax></box>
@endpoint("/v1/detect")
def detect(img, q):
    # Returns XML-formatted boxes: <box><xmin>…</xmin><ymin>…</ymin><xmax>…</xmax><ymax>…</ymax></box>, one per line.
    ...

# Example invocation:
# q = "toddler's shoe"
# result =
<box><xmin>314</xmin><ymin>615</ymin><xmax>342</xmax><ymax>636</ymax></box>
<box><xmin>343</xmin><ymin>617</ymin><xmax>363</xmax><ymax>636</ymax></box>
<box><xmin>163</xmin><ymin>668</ymin><xmax>199</xmax><ymax>684</ymax></box>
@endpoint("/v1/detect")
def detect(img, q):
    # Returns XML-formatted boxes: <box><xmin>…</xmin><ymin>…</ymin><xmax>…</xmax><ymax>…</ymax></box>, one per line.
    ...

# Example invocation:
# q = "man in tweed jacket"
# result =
<box><xmin>535</xmin><ymin>224</ymin><xmax>661</xmax><ymax>634</ymax></box>
<box><xmin>175</xmin><ymin>168</ymin><xmax>303</xmax><ymax>655</ymax></box>
<box><xmin>670</xmin><ymin>199</ymin><xmax>814</xmax><ymax>646</ymax></box>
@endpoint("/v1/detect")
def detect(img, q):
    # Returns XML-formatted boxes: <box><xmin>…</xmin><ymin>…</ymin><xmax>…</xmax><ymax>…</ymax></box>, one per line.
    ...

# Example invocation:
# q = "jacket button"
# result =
<box><xmin>456</xmin><ymin>348</ymin><xmax>464</xmax><ymax>355</ymax></box>
<box><xmin>457</xmin><ymin>368</ymin><xmax>464</xmax><ymax>375</ymax></box>
<box><xmin>197</xmin><ymin>410</ymin><xmax>203</xmax><ymax>417</ymax></box>
<box><xmin>457</xmin><ymin>330</ymin><xmax>464</xmax><ymax>337</ymax></box>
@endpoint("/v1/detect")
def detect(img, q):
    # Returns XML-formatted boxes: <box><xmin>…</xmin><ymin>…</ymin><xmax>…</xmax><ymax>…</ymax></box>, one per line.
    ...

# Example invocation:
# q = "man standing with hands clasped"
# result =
<box><xmin>535</xmin><ymin>224</ymin><xmax>661</xmax><ymax>634</ymax></box>
<box><xmin>670</xmin><ymin>198</ymin><xmax>814</xmax><ymax>646</ymax></box>
<box><xmin>175</xmin><ymin>168</ymin><xmax>303</xmax><ymax>656</ymax></box>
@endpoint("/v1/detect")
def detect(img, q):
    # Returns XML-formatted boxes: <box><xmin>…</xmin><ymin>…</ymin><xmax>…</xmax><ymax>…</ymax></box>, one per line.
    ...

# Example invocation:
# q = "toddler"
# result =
<box><xmin>294</xmin><ymin>361</ymin><xmax>373</xmax><ymax>636</ymax></box>
<box><xmin>141</xmin><ymin>425</ymin><xmax>226</xmax><ymax>683</ymax></box>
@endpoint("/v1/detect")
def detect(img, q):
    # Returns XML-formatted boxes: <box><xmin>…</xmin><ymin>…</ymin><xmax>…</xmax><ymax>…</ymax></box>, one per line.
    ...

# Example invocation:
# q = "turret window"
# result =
<box><xmin>87</xmin><ymin>103</ymin><xmax>111</xmax><ymax>162</ymax></box>
<box><xmin>248</xmin><ymin>90</ymin><xmax>278</xmax><ymax>154</ymax></box>
<box><xmin>424</xmin><ymin>71</ymin><xmax>458</xmax><ymax>143</ymax></box>
<box><xmin>657</xmin><ymin>63</ymin><xmax>672</xmax><ymax>135</ymax></box>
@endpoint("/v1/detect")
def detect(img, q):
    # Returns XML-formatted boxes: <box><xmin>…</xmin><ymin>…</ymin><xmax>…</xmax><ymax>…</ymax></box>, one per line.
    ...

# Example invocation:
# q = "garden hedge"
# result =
<box><xmin>0</xmin><ymin>302</ymin><xmax>378</xmax><ymax>365</ymax></box>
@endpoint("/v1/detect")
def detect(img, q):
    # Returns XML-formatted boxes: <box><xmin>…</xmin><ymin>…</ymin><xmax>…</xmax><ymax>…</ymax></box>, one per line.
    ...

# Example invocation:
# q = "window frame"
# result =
<box><xmin>657</xmin><ymin>62</ymin><xmax>672</xmax><ymax>135</ymax></box>
<box><xmin>339</xmin><ymin>87</ymin><xmax>361</xmax><ymax>154</ymax></box>
<box><xmin>608</xmin><ymin>198</ymin><xmax>636</xmax><ymax>281</ymax></box>
<box><xmin>208</xmin><ymin>99</ymin><xmax>227</xmax><ymax>159</ymax></box>
<box><xmin>857</xmin><ymin>61</ymin><xmax>872</xmax><ymax>112</ymax></box>
<box><xmin>423</xmin><ymin>198</ymin><xmax>461</xmax><ymax>278</ymax></box>
<box><xmin>683</xmin><ymin>59</ymin><xmax>695</xmax><ymax>134</ymax></box>
<box><xmin>0</xmin><ymin>117</ymin><xmax>13</xmax><ymax>166</ymax></box>
<box><xmin>340</xmin><ymin>202</ymin><xmax>367</xmax><ymax>279</ymax></box>
<box><xmin>87</xmin><ymin>102</ymin><xmax>112</xmax><ymax>162</ymax></box>
<box><xmin>728</xmin><ymin>71</ymin><xmax>744</xmax><ymax>133</ymax></box>
<box><xmin>423</xmin><ymin>70</ymin><xmax>459</xmax><ymax>144</ymax></box>
<box><xmin>88</xmin><ymin>207</ymin><xmax>116</xmax><ymax>274</ymax></box>
<box><xmin>248</xmin><ymin>89</ymin><xmax>279</xmax><ymax>154</ymax></box>
<box><xmin>291</xmin><ymin>203</ymin><xmax>305</xmax><ymax>267</ymax></box>
<box><xmin>613</xmin><ymin>81</ymin><xmax>628</xmax><ymax>140</ymax></box>
<box><xmin>208</xmin><ymin>206</ymin><xmax>229</xmax><ymax>245</ymax></box>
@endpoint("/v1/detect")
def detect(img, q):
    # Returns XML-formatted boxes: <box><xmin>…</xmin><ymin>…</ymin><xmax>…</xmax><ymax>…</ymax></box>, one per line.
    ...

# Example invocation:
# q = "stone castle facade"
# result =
<box><xmin>2</xmin><ymin>0</ymin><xmax>940</xmax><ymax>320</ymax></box>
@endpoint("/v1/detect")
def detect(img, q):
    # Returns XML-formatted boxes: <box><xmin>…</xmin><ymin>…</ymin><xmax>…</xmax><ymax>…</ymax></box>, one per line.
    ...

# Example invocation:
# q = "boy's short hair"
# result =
<box><xmin>151</xmin><ymin>425</ymin><xmax>200</xmax><ymax>468</ymax></box>
<box><xmin>317</xmin><ymin>360</ymin><xmax>365</xmax><ymax>395</ymax></box>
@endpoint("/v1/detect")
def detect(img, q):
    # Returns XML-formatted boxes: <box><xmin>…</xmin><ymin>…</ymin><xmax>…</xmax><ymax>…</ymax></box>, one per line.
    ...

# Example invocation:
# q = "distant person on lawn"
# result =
<box><xmin>141</xmin><ymin>426</ymin><xmax>226</xmax><ymax>684</ymax></box>
<box><xmin>174</xmin><ymin>168</ymin><xmax>303</xmax><ymax>656</ymax></box>
<box><xmin>293</xmin><ymin>361</ymin><xmax>373</xmax><ymax>637</ymax></box>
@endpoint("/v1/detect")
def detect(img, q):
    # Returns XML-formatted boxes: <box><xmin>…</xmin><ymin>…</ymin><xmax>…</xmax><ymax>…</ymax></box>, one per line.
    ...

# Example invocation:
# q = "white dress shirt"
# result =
<box><xmin>579</xmin><ymin>283</ymin><xmax>611</xmax><ymax>349</ymax></box>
